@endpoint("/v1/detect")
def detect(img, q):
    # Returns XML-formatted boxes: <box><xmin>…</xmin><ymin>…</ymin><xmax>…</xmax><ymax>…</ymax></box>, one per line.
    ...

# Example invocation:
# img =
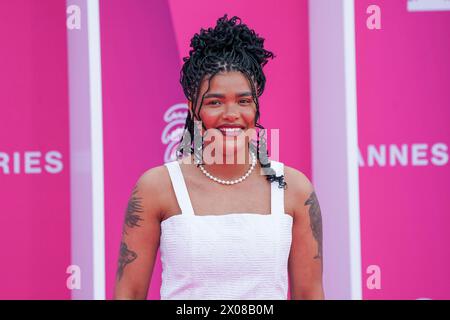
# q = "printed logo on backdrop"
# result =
<box><xmin>0</xmin><ymin>151</ymin><xmax>63</xmax><ymax>174</ymax></box>
<box><xmin>407</xmin><ymin>0</ymin><xmax>450</xmax><ymax>12</ymax></box>
<box><xmin>66</xmin><ymin>265</ymin><xmax>81</xmax><ymax>290</ymax></box>
<box><xmin>366</xmin><ymin>5</ymin><xmax>382</xmax><ymax>30</ymax></box>
<box><xmin>366</xmin><ymin>265</ymin><xmax>381</xmax><ymax>290</ymax></box>
<box><xmin>365</xmin><ymin>264</ymin><xmax>433</xmax><ymax>299</ymax></box>
<box><xmin>66</xmin><ymin>4</ymin><xmax>81</xmax><ymax>30</ymax></box>
<box><xmin>161</xmin><ymin>103</ymin><xmax>189</xmax><ymax>163</ymax></box>
<box><xmin>359</xmin><ymin>143</ymin><xmax>448</xmax><ymax>167</ymax></box>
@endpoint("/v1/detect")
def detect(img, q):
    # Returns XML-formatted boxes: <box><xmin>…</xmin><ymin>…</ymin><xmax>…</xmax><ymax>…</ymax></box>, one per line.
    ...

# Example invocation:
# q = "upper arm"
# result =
<box><xmin>113</xmin><ymin>166</ymin><xmax>165</xmax><ymax>300</ymax></box>
<box><xmin>286</xmin><ymin>168</ymin><xmax>324</xmax><ymax>300</ymax></box>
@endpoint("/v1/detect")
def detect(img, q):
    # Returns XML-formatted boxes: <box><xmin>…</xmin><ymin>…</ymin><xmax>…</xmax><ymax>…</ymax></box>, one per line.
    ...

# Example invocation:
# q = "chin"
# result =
<box><xmin>223</xmin><ymin>141</ymin><xmax>247</xmax><ymax>156</ymax></box>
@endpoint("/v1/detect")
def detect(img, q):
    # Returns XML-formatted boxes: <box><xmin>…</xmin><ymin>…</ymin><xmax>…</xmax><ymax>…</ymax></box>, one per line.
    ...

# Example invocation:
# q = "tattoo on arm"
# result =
<box><xmin>123</xmin><ymin>185</ymin><xmax>144</xmax><ymax>234</ymax></box>
<box><xmin>117</xmin><ymin>241</ymin><xmax>138</xmax><ymax>281</ymax></box>
<box><xmin>116</xmin><ymin>185</ymin><xmax>144</xmax><ymax>281</ymax></box>
<box><xmin>305</xmin><ymin>191</ymin><xmax>323</xmax><ymax>260</ymax></box>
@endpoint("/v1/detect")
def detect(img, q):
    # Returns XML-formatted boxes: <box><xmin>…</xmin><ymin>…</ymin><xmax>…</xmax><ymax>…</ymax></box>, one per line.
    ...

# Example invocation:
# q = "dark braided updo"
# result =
<box><xmin>176</xmin><ymin>14</ymin><xmax>286</xmax><ymax>189</ymax></box>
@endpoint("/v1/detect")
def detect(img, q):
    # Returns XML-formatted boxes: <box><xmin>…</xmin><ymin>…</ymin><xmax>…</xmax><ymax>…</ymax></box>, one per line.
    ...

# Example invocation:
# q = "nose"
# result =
<box><xmin>222</xmin><ymin>103</ymin><xmax>240</xmax><ymax>121</ymax></box>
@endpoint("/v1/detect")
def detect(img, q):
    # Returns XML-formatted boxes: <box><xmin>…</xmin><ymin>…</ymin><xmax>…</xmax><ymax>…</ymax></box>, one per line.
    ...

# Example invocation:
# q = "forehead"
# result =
<box><xmin>199</xmin><ymin>71</ymin><xmax>251</xmax><ymax>94</ymax></box>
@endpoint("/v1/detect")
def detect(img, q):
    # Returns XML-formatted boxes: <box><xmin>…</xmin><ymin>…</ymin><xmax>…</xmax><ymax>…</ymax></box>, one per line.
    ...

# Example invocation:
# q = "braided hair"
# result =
<box><xmin>176</xmin><ymin>14</ymin><xmax>286</xmax><ymax>189</ymax></box>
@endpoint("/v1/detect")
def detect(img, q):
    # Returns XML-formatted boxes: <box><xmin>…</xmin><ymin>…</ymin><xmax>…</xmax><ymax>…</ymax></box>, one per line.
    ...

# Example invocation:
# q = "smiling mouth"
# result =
<box><xmin>217</xmin><ymin>127</ymin><xmax>244</xmax><ymax>137</ymax></box>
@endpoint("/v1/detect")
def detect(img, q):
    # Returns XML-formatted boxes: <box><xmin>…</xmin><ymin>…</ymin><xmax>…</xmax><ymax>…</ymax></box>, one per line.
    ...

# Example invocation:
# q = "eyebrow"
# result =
<box><xmin>203</xmin><ymin>91</ymin><xmax>253</xmax><ymax>99</ymax></box>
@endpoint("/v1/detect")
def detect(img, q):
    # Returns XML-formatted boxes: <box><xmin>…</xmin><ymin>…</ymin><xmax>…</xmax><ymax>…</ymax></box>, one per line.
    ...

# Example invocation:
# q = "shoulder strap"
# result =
<box><xmin>164</xmin><ymin>161</ymin><xmax>195</xmax><ymax>216</ymax></box>
<box><xmin>270</xmin><ymin>160</ymin><xmax>285</xmax><ymax>216</ymax></box>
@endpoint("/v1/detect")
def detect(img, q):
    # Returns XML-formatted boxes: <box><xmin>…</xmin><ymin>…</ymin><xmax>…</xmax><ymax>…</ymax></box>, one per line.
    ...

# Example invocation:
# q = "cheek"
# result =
<box><xmin>242</xmin><ymin>108</ymin><xmax>257</xmax><ymax>126</ymax></box>
<box><xmin>198</xmin><ymin>109</ymin><xmax>219</xmax><ymax>128</ymax></box>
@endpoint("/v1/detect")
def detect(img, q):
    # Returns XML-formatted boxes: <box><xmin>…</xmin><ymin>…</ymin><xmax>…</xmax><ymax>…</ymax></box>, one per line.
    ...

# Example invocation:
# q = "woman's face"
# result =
<box><xmin>189</xmin><ymin>71</ymin><xmax>257</xmax><ymax>159</ymax></box>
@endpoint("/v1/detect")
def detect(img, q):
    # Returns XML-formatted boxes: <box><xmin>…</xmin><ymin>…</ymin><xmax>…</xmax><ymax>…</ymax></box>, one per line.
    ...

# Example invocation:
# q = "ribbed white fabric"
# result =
<box><xmin>160</xmin><ymin>159</ymin><xmax>293</xmax><ymax>300</ymax></box>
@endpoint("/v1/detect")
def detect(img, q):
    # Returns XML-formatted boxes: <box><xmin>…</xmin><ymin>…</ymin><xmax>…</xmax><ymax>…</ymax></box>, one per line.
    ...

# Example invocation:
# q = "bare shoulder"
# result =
<box><xmin>132</xmin><ymin>163</ymin><xmax>172</xmax><ymax>221</ymax></box>
<box><xmin>283</xmin><ymin>165</ymin><xmax>314</xmax><ymax>199</ymax></box>
<box><xmin>136</xmin><ymin>164</ymin><xmax>170</xmax><ymax>191</ymax></box>
<box><xmin>283</xmin><ymin>165</ymin><xmax>317</xmax><ymax>216</ymax></box>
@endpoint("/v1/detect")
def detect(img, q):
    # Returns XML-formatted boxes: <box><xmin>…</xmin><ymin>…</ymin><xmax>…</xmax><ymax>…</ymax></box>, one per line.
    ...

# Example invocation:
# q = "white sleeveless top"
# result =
<box><xmin>160</xmin><ymin>159</ymin><xmax>293</xmax><ymax>300</ymax></box>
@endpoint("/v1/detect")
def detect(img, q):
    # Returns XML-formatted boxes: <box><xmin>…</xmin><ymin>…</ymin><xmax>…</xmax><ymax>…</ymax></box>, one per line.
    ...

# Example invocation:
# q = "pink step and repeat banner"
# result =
<box><xmin>1</xmin><ymin>0</ymin><xmax>449</xmax><ymax>300</ymax></box>
<box><xmin>100</xmin><ymin>0</ymin><xmax>312</xmax><ymax>299</ymax></box>
<box><xmin>0</xmin><ymin>1</ymin><xmax>71</xmax><ymax>299</ymax></box>
<box><xmin>356</xmin><ymin>0</ymin><xmax>450</xmax><ymax>299</ymax></box>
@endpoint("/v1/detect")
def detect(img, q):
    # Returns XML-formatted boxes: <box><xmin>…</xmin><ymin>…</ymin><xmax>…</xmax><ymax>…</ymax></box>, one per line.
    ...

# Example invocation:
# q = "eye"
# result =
<box><xmin>207</xmin><ymin>100</ymin><xmax>221</xmax><ymax>106</ymax></box>
<box><xmin>239</xmin><ymin>99</ymin><xmax>252</xmax><ymax>105</ymax></box>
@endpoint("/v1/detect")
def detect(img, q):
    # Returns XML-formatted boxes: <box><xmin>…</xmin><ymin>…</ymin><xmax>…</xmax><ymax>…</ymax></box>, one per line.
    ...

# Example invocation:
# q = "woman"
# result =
<box><xmin>114</xmin><ymin>14</ymin><xmax>324</xmax><ymax>300</ymax></box>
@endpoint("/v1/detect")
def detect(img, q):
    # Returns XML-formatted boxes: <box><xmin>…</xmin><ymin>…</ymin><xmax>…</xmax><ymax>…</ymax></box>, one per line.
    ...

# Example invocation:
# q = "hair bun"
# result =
<box><xmin>189</xmin><ymin>14</ymin><xmax>274</xmax><ymax>67</ymax></box>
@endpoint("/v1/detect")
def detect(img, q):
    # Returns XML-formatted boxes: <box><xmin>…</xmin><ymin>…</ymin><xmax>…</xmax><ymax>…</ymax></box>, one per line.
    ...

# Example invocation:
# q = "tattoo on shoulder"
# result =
<box><xmin>124</xmin><ymin>185</ymin><xmax>144</xmax><ymax>233</ymax></box>
<box><xmin>117</xmin><ymin>241</ymin><xmax>138</xmax><ymax>281</ymax></box>
<box><xmin>305</xmin><ymin>191</ymin><xmax>323</xmax><ymax>260</ymax></box>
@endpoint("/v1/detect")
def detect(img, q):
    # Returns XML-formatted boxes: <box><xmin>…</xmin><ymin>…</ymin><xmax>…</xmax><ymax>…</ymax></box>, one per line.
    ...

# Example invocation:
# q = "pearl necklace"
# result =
<box><xmin>199</xmin><ymin>151</ymin><xmax>257</xmax><ymax>185</ymax></box>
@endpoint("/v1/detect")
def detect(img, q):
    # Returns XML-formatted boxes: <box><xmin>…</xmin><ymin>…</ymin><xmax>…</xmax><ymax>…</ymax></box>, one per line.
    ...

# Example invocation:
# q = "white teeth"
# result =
<box><xmin>220</xmin><ymin>128</ymin><xmax>242</xmax><ymax>131</ymax></box>
<box><xmin>218</xmin><ymin>127</ymin><xmax>244</xmax><ymax>136</ymax></box>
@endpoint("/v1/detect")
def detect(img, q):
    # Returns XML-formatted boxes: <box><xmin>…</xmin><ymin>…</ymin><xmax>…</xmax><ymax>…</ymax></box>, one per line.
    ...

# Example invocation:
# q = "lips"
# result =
<box><xmin>218</xmin><ymin>127</ymin><xmax>244</xmax><ymax>137</ymax></box>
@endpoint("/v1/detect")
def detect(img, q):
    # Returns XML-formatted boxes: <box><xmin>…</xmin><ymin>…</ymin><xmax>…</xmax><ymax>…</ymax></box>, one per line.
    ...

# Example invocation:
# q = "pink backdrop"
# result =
<box><xmin>100</xmin><ymin>0</ymin><xmax>312</xmax><ymax>299</ymax></box>
<box><xmin>356</xmin><ymin>0</ymin><xmax>450</xmax><ymax>299</ymax></box>
<box><xmin>0</xmin><ymin>0</ymin><xmax>71</xmax><ymax>299</ymax></box>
